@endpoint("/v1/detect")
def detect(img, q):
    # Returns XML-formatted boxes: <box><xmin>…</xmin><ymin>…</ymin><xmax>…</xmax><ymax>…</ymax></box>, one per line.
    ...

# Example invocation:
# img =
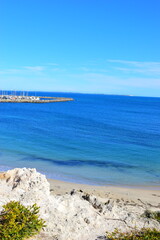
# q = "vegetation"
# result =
<box><xmin>106</xmin><ymin>209</ymin><xmax>160</xmax><ymax>239</ymax></box>
<box><xmin>106</xmin><ymin>228</ymin><xmax>160</xmax><ymax>240</ymax></box>
<box><xmin>142</xmin><ymin>210</ymin><xmax>160</xmax><ymax>223</ymax></box>
<box><xmin>0</xmin><ymin>201</ymin><xmax>45</xmax><ymax>240</ymax></box>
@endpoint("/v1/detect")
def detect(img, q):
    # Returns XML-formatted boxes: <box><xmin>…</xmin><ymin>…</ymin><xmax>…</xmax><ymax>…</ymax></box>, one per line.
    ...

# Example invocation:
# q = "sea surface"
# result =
<box><xmin>0</xmin><ymin>92</ymin><xmax>160</xmax><ymax>187</ymax></box>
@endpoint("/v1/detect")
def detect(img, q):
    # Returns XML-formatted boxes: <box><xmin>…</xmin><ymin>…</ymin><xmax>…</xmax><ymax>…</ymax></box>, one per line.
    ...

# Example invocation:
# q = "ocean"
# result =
<box><xmin>0</xmin><ymin>92</ymin><xmax>160</xmax><ymax>187</ymax></box>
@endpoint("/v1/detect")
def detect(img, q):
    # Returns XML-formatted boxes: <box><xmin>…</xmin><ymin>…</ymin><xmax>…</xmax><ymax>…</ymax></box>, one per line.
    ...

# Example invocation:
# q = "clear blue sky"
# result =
<box><xmin>0</xmin><ymin>0</ymin><xmax>160</xmax><ymax>96</ymax></box>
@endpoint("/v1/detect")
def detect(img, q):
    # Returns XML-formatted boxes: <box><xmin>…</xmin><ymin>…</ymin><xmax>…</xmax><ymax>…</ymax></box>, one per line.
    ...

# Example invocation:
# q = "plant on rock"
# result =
<box><xmin>142</xmin><ymin>210</ymin><xmax>160</xmax><ymax>223</ymax></box>
<box><xmin>0</xmin><ymin>201</ymin><xmax>45</xmax><ymax>240</ymax></box>
<box><xmin>106</xmin><ymin>228</ymin><xmax>160</xmax><ymax>240</ymax></box>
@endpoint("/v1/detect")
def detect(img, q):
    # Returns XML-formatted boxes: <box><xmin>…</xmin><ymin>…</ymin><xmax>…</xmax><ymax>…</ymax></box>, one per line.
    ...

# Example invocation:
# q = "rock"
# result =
<box><xmin>0</xmin><ymin>168</ymin><xmax>159</xmax><ymax>240</ymax></box>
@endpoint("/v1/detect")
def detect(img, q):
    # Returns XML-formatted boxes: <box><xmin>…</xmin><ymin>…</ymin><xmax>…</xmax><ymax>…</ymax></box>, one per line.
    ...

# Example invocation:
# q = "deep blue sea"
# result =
<box><xmin>0</xmin><ymin>92</ymin><xmax>160</xmax><ymax>187</ymax></box>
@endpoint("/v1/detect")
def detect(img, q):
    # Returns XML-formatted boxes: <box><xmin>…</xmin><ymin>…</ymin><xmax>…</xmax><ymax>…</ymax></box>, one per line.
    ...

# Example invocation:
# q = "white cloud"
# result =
<box><xmin>69</xmin><ymin>72</ymin><xmax>160</xmax><ymax>89</ymax></box>
<box><xmin>0</xmin><ymin>66</ymin><xmax>45</xmax><ymax>75</ymax></box>
<box><xmin>79</xmin><ymin>67</ymin><xmax>108</xmax><ymax>73</ymax></box>
<box><xmin>108</xmin><ymin>59</ymin><xmax>160</xmax><ymax>75</ymax></box>
<box><xmin>0</xmin><ymin>69</ymin><xmax>22</xmax><ymax>74</ymax></box>
<box><xmin>0</xmin><ymin>60</ymin><xmax>160</xmax><ymax>96</ymax></box>
<box><xmin>47</xmin><ymin>63</ymin><xmax>59</xmax><ymax>66</ymax></box>
<box><xmin>24</xmin><ymin>66</ymin><xmax>45</xmax><ymax>71</ymax></box>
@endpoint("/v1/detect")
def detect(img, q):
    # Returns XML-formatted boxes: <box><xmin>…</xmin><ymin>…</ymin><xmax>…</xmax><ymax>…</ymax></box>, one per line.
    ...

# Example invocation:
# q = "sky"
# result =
<box><xmin>0</xmin><ymin>0</ymin><xmax>160</xmax><ymax>97</ymax></box>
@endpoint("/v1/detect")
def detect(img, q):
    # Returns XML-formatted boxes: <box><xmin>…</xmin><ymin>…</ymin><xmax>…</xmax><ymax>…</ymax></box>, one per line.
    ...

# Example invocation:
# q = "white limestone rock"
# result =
<box><xmin>0</xmin><ymin>168</ymin><xmax>159</xmax><ymax>240</ymax></box>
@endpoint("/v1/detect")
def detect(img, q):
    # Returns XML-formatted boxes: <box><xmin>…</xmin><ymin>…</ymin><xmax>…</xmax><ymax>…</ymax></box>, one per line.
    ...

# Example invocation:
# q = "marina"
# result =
<box><xmin>0</xmin><ymin>92</ymin><xmax>74</xmax><ymax>103</ymax></box>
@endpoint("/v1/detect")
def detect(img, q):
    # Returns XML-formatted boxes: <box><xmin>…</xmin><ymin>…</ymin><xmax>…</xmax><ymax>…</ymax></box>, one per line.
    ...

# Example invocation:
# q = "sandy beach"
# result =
<box><xmin>48</xmin><ymin>178</ymin><xmax>160</xmax><ymax>206</ymax></box>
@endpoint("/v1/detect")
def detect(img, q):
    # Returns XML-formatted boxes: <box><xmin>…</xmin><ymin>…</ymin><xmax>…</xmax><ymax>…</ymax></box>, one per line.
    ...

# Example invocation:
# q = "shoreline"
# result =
<box><xmin>48</xmin><ymin>177</ymin><xmax>160</xmax><ymax>190</ymax></box>
<box><xmin>48</xmin><ymin>178</ymin><xmax>160</xmax><ymax>206</ymax></box>
<box><xmin>1</xmin><ymin>169</ymin><xmax>160</xmax><ymax>191</ymax></box>
<box><xmin>2</xmin><ymin>168</ymin><xmax>160</xmax><ymax>191</ymax></box>
<box><xmin>1</xmin><ymin>169</ymin><xmax>160</xmax><ymax>206</ymax></box>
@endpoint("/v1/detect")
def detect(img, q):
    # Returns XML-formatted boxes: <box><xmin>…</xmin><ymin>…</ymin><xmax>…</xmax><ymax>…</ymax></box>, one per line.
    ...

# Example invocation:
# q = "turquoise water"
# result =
<box><xmin>0</xmin><ymin>92</ymin><xmax>160</xmax><ymax>186</ymax></box>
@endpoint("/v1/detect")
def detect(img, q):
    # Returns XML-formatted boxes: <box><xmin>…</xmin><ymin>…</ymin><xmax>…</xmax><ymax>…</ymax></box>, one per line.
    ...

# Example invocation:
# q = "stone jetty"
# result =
<box><xmin>0</xmin><ymin>95</ymin><xmax>74</xmax><ymax>103</ymax></box>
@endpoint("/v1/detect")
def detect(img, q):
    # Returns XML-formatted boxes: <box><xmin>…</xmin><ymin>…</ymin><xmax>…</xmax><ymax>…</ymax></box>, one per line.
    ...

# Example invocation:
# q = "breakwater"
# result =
<box><xmin>0</xmin><ymin>96</ymin><xmax>74</xmax><ymax>103</ymax></box>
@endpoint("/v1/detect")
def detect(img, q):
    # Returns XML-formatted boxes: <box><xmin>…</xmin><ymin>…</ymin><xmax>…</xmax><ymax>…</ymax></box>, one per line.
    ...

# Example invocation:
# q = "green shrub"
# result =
<box><xmin>142</xmin><ymin>210</ymin><xmax>160</xmax><ymax>223</ymax></box>
<box><xmin>0</xmin><ymin>201</ymin><xmax>45</xmax><ymax>240</ymax></box>
<box><xmin>106</xmin><ymin>228</ymin><xmax>160</xmax><ymax>240</ymax></box>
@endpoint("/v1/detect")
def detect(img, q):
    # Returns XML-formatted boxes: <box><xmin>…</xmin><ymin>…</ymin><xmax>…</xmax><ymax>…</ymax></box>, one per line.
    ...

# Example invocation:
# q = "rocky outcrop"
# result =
<box><xmin>0</xmin><ymin>168</ymin><xmax>159</xmax><ymax>240</ymax></box>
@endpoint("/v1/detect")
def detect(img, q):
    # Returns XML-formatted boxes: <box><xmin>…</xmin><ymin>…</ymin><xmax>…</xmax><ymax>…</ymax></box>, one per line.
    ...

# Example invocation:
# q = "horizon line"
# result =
<box><xmin>0</xmin><ymin>90</ymin><xmax>159</xmax><ymax>98</ymax></box>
